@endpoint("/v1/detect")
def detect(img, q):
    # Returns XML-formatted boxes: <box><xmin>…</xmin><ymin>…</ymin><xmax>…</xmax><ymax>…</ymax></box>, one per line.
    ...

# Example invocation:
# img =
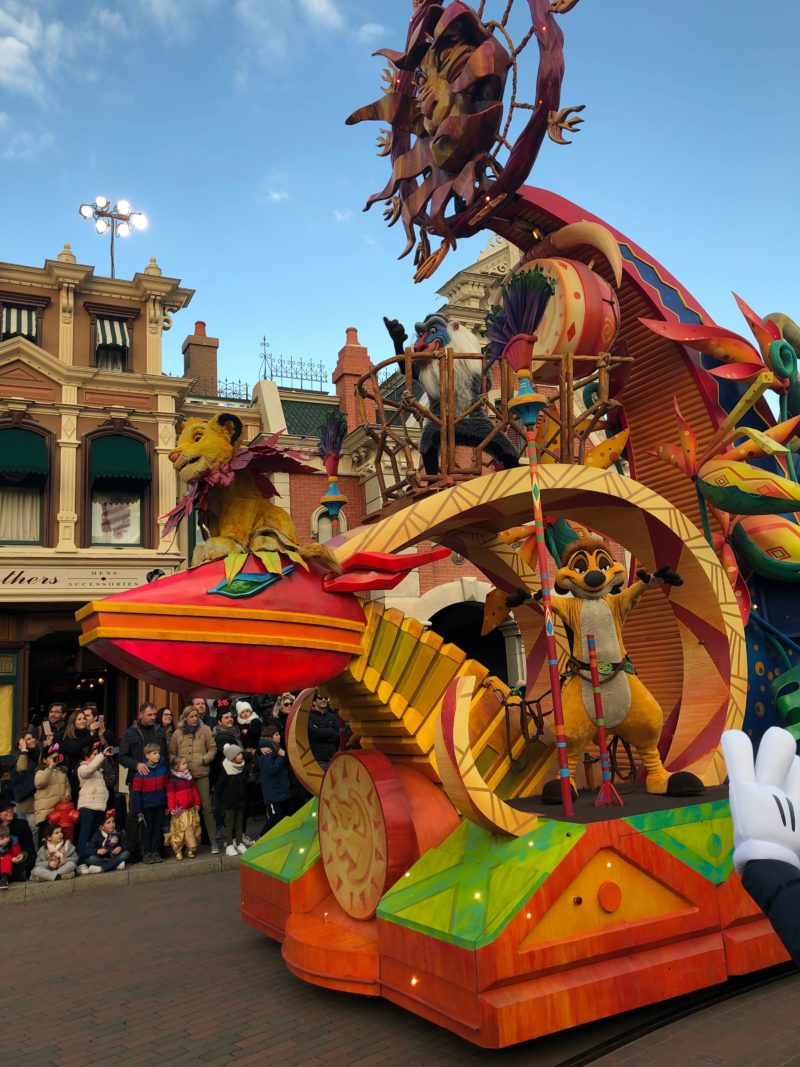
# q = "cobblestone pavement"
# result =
<box><xmin>5</xmin><ymin>869</ymin><xmax>800</xmax><ymax>1066</ymax></box>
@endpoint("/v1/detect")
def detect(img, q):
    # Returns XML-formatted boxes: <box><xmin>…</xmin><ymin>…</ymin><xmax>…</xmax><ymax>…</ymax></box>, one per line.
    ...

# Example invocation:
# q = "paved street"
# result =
<box><xmin>5</xmin><ymin>870</ymin><xmax>800</xmax><ymax>1067</ymax></box>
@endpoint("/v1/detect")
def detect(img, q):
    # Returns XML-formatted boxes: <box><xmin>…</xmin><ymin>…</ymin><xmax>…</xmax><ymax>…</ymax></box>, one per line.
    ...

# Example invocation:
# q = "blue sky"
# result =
<box><xmin>1</xmin><ymin>0</ymin><xmax>798</xmax><ymax>391</ymax></box>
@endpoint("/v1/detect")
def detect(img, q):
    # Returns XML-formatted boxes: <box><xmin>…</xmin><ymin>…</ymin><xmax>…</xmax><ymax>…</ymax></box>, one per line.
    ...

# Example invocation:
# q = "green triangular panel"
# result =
<box><xmin>394</xmin><ymin>883</ymin><xmax>458</xmax><ymax>931</ymax></box>
<box><xmin>623</xmin><ymin>799</ymin><xmax>733</xmax><ymax>884</ymax></box>
<box><xmin>241</xmin><ymin>799</ymin><xmax>320</xmax><ymax>882</ymax></box>
<box><xmin>378</xmin><ymin>817</ymin><xmax>584</xmax><ymax>949</ymax></box>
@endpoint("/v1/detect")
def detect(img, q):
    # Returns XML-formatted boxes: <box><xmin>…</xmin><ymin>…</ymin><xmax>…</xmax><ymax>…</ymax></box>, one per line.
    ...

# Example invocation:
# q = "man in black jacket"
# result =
<box><xmin>119</xmin><ymin>702</ymin><xmax>167</xmax><ymax>786</ymax></box>
<box><xmin>308</xmin><ymin>693</ymin><xmax>340</xmax><ymax>770</ymax></box>
<box><xmin>119</xmin><ymin>702</ymin><xmax>167</xmax><ymax>859</ymax></box>
<box><xmin>722</xmin><ymin>727</ymin><xmax>800</xmax><ymax>965</ymax></box>
<box><xmin>36</xmin><ymin>702</ymin><xmax>66</xmax><ymax>746</ymax></box>
<box><xmin>0</xmin><ymin>798</ymin><xmax>35</xmax><ymax>882</ymax></box>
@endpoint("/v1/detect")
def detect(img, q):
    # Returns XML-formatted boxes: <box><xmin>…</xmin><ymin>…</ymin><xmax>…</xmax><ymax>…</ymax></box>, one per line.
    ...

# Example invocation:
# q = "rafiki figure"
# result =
<box><xmin>384</xmin><ymin>313</ymin><xmax>519</xmax><ymax>475</ymax></box>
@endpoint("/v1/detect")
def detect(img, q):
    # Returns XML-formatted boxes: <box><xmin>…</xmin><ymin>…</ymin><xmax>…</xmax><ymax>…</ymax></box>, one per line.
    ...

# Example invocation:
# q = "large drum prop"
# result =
<box><xmin>318</xmin><ymin>751</ymin><xmax>459</xmax><ymax>921</ymax></box>
<box><xmin>525</xmin><ymin>257</ymin><xmax>620</xmax><ymax>375</ymax></box>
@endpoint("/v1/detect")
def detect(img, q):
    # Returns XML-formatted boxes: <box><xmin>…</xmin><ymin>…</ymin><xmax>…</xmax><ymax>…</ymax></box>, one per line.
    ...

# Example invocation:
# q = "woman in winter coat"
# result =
<box><xmin>169</xmin><ymin>705</ymin><xmax>217</xmax><ymax>852</ymax></box>
<box><xmin>10</xmin><ymin>731</ymin><xmax>40</xmax><ymax>833</ymax></box>
<box><xmin>75</xmin><ymin>745</ymin><xmax>112</xmax><ymax>864</ymax></box>
<box><xmin>33</xmin><ymin>744</ymin><xmax>71</xmax><ymax>839</ymax></box>
<box><xmin>157</xmin><ymin>707</ymin><xmax>175</xmax><ymax>745</ymax></box>
<box><xmin>61</xmin><ymin>710</ymin><xmax>94</xmax><ymax>798</ymax></box>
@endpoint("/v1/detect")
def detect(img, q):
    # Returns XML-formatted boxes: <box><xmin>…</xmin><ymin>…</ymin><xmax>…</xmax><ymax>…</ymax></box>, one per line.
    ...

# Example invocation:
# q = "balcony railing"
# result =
<box><xmin>356</xmin><ymin>346</ymin><xmax>632</xmax><ymax>514</ymax></box>
<box><xmin>187</xmin><ymin>377</ymin><xmax>250</xmax><ymax>401</ymax></box>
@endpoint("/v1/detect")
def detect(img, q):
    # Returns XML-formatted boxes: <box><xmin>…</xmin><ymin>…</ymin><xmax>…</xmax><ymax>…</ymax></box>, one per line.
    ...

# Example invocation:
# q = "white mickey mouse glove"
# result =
<box><xmin>722</xmin><ymin>727</ymin><xmax>800</xmax><ymax>874</ymax></box>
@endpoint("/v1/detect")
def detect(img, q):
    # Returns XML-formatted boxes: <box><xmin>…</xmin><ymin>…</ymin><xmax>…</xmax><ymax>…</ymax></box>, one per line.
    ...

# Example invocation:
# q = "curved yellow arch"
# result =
<box><xmin>285</xmin><ymin>688</ymin><xmax>326</xmax><ymax>797</ymax></box>
<box><xmin>338</xmin><ymin>465</ymin><xmax>746</xmax><ymax>789</ymax></box>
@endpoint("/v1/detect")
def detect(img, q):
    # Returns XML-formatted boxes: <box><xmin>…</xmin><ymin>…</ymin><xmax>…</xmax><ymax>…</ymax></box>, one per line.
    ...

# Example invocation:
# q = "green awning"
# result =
<box><xmin>90</xmin><ymin>435</ymin><xmax>151</xmax><ymax>486</ymax></box>
<box><xmin>96</xmin><ymin>318</ymin><xmax>129</xmax><ymax>348</ymax></box>
<box><xmin>2</xmin><ymin>306</ymin><xmax>36</xmax><ymax>341</ymax></box>
<box><xmin>0</xmin><ymin>428</ymin><xmax>48</xmax><ymax>477</ymax></box>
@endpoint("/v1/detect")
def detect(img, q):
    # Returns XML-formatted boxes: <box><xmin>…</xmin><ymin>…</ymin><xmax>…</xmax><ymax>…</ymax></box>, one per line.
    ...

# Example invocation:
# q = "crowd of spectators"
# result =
<box><xmin>0</xmin><ymin>689</ymin><xmax>343</xmax><ymax>888</ymax></box>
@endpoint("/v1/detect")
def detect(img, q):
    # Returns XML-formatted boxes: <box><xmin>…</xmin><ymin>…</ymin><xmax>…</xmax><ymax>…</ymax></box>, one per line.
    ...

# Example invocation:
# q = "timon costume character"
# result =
<box><xmin>534</xmin><ymin>537</ymin><xmax>704</xmax><ymax>802</ymax></box>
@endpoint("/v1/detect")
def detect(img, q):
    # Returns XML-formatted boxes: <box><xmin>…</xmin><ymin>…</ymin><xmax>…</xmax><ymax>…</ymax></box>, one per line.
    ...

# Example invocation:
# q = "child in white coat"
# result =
<box><xmin>75</xmin><ymin>743</ymin><xmax>112</xmax><ymax>868</ymax></box>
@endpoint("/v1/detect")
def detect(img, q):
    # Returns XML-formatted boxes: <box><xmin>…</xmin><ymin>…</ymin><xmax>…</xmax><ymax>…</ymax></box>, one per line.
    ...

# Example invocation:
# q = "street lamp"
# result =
<box><xmin>78</xmin><ymin>196</ymin><xmax>148</xmax><ymax>278</ymax></box>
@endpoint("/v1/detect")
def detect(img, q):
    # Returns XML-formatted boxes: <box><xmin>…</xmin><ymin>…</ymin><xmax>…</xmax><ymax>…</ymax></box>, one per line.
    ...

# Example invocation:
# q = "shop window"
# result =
<box><xmin>91</xmin><ymin>487</ymin><xmax>143</xmax><ymax>545</ymax></box>
<box><xmin>0</xmin><ymin>651</ymin><xmax>20</xmax><ymax>757</ymax></box>
<box><xmin>0</xmin><ymin>426</ymin><xmax>50</xmax><ymax>545</ymax></box>
<box><xmin>311</xmin><ymin>505</ymin><xmax>347</xmax><ymax>544</ymax></box>
<box><xmin>87</xmin><ymin>433</ymin><xmax>151</xmax><ymax>547</ymax></box>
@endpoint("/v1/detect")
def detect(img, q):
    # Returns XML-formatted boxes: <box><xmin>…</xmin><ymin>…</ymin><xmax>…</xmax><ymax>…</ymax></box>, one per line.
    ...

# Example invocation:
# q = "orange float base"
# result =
<box><xmin>240</xmin><ymin>796</ymin><xmax>789</xmax><ymax>1049</ymax></box>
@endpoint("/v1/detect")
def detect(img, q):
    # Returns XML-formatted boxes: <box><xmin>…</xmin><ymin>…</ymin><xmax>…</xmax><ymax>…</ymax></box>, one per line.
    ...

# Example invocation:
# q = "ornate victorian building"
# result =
<box><xmin>0</xmin><ymin>236</ymin><xmax>521</xmax><ymax>748</ymax></box>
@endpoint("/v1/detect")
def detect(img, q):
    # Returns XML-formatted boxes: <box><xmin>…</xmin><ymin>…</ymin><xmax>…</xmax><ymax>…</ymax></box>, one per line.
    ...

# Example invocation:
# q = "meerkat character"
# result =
<box><xmin>527</xmin><ymin>537</ymin><xmax>703</xmax><ymax>802</ymax></box>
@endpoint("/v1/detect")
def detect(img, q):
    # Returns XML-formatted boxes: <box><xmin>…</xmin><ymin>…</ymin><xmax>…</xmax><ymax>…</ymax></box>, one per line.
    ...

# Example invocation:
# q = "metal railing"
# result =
<box><xmin>187</xmin><ymin>377</ymin><xmax>250</xmax><ymax>401</ymax></box>
<box><xmin>259</xmin><ymin>337</ymin><xmax>328</xmax><ymax>392</ymax></box>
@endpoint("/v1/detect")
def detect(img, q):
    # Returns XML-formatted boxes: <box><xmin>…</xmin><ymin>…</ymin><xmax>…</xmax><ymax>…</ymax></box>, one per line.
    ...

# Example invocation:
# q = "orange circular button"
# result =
<box><xmin>598</xmin><ymin>881</ymin><xmax>622</xmax><ymax>914</ymax></box>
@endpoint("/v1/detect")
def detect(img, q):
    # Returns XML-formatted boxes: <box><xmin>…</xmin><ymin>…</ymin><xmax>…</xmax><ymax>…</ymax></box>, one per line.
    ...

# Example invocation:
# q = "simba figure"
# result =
<box><xmin>164</xmin><ymin>411</ymin><xmax>340</xmax><ymax>572</ymax></box>
<box><xmin>530</xmin><ymin>537</ymin><xmax>704</xmax><ymax>802</ymax></box>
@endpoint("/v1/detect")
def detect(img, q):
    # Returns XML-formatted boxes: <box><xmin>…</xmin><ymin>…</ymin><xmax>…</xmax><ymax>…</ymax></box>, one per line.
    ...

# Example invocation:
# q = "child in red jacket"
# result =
<box><xmin>166</xmin><ymin>756</ymin><xmax>201</xmax><ymax>861</ymax></box>
<box><xmin>0</xmin><ymin>824</ymin><xmax>24</xmax><ymax>889</ymax></box>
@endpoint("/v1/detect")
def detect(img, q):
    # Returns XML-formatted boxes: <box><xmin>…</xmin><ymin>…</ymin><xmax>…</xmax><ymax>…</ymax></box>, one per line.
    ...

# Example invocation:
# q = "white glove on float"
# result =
<box><xmin>722</xmin><ymin>727</ymin><xmax>800</xmax><ymax>874</ymax></box>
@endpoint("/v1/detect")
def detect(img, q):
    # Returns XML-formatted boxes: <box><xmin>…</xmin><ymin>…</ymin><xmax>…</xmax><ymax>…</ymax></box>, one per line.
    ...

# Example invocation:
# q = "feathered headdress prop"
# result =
<box><xmin>484</xmin><ymin>267</ymin><xmax>556</xmax><ymax>371</ymax></box>
<box><xmin>318</xmin><ymin>409</ymin><xmax>348</xmax><ymax>463</ymax></box>
<box><xmin>317</xmin><ymin>408</ymin><xmax>349</xmax><ymax>527</ymax></box>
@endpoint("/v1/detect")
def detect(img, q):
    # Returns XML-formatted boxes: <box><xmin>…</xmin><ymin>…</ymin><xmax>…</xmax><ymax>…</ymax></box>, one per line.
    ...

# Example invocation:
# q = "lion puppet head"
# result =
<box><xmin>169</xmin><ymin>412</ymin><xmax>243</xmax><ymax>485</ymax></box>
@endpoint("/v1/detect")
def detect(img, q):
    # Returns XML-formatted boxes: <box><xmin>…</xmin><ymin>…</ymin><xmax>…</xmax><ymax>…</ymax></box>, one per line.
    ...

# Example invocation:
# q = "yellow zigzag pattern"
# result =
<box><xmin>324</xmin><ymin>601</ymin><xmax>540</xmax><ymax>796</ymax></box>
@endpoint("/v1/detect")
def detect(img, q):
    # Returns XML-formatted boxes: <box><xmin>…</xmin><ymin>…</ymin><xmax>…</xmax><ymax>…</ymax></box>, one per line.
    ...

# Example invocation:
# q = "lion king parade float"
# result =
<box><xmin>76</xmin><ymin>0</ymin><xmax>800</xmax><ymax>1050</ymax></box>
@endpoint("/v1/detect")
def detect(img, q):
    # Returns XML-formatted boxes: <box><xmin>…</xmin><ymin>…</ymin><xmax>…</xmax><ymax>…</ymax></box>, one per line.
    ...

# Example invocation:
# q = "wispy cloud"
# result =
<box><xmin>0</xmin><ymin>1</ymin><xmax>134</xmax><ymax>105</ymax></box>
<box><xmin>301</xmin><ymin>0</ymin><xmax>343</xmax><ymax>29</ymax></box>
<box><xmin>356</xmin><ymin>22</ymin><xmax>384</xmax><ymax>44</ymax></box>
<box><xmin>333</xmin><ymin>208</ymin><xmax>352</xmax><ymax>223</ymax></box>
<box><xmin>261</xmin><ymin>190</ymin><xmax>289</xmax><ymax>203</ymax></box>
<box><xmin>0</xmin><ymin>16</ymin><xmax>46</xmax><ymax>103</ymax></box>
<box><xmin>233</xmin><ymin>0</ymin><xmax>346</xmax><ymax>81</ymax></box>
<box><xmin>362</xmin><ymin>234</ymin><xmax>377</xmax><ymax>247</ymax></box>
<box><xmin>2</xmin><ymin>126</ymin><xmax>54</xmax><ymax>160</ymax></box>
<box><xmin>0</xmin><ymin>0</ymin><xmax>215</xmax><ymax>108</ymax></box>
<box><xmin>132</xmin><ymin>0</ymin><xmax>218</xmax><ymax>41</ymax></box>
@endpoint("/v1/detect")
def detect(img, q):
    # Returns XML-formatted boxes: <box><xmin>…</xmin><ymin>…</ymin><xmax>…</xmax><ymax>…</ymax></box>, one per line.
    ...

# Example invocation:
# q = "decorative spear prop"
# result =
<box><xmin>586</xmin><ymin>634</ymin><xmax>622</xmax><ymax>807</ymax></box>
<box><xmin>318</xmin><ymin>409</ymin><xmax>348</xmax><ymax>538</ymax></box>
<box><xmin>486</xmin><ymin>268</ymin><xmax>573</xmax><ymax>816</ymax></box>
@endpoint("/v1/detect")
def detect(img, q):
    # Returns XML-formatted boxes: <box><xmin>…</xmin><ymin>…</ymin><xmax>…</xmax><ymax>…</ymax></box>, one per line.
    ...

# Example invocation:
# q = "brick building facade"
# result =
<box><xmin>0</xmin><ymin>236</ymin><xmax>525</xmax><ymax>749</ymax></box>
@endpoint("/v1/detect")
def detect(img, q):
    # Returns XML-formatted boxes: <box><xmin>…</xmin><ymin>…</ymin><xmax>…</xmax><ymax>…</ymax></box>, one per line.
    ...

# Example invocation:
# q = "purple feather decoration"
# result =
<box><xmin>318</xmin><ymin>409</ymin><xmax>348</xmax><ymax>459</ymax></box>
<box><xmin>484</xmin><ymin>267</ymin><xmax>556</xmax><ymax>370</ymax></box>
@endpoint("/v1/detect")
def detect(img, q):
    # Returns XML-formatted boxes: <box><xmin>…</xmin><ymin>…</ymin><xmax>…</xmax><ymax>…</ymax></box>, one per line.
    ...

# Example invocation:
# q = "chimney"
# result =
<box><xmin>332</xmin><ymin>326</ymin><xmax>375</xmax><ymax>428</ymax></box>
<box><xmin>182</xmin><ymin>321</ymin><xmax>219</xmax><ymax>394</ymax></box>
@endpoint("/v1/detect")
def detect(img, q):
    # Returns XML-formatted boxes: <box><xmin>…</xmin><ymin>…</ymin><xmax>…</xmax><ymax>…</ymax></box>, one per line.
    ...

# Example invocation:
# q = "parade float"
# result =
<box><xmin>77</xmin><ymin>0</ymin><xmax>800</xmax><ymax>1049</ymax></box>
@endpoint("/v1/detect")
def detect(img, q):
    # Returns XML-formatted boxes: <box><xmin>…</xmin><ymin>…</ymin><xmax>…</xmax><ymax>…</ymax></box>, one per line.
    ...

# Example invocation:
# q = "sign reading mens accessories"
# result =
<box><xmin>0</xmin><ymin>562</ymin><xmax>176</xmax><ymax>600</ymax></box>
